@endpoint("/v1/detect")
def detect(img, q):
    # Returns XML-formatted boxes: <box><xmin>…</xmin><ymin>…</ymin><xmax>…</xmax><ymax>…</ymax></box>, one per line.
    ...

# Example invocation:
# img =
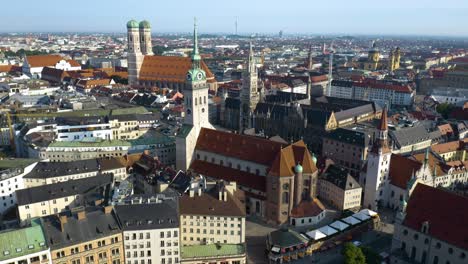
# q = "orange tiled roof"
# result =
<box><xmin>389</xmin><ymin>154</ymin><xmax>423</xmax><ymax>189</ymax></box>
<box><xmin>26</xmin><ymin>55</ymin><xmax>63</xmax><ymax>68</ymax></box>
<box><xmin>190</xmin><ymin>160</ymin><xmax>266</xmax><ymax>193</ymax></box>
<box><xmin>76</xmin><ymin>78</ymin><xmax>111</xmax><ymax>89</ymax></box>
<box><xmin>195</xmin><ymin>129</ymin><xmax>317</xmax><ymax>177</ymax></box>
<box><xmin>431</xmin><ymin>140</ymin><xmax>464</xmax><ymax>154</ymax></box>
<box><xmin>66</xmin><ymin>59</ymin><xmax>81</xmax><ymax>67</ymax></box>
<box><xmin>139</xmin><ymin>55</ymin><xmax>214</xmax><ymax>83</ymax></box>
<box><xmin>0</xmin><ymin>65</ymin><xmax>13</xmax><ymax>73</ymax></box>
<box><xmin>195</xmin><ymin>128</ymin><xmax>285</xmax><ymax>166</ymax></box>
<box><xmin>290</xmin><ymin>198</ymin><xmax>325</xmax><ymax>218</ymax></box>
<box><xmin>438</xmin><ymin>124</ymin><xmax>454</xmax><ymax>136</ymax></box>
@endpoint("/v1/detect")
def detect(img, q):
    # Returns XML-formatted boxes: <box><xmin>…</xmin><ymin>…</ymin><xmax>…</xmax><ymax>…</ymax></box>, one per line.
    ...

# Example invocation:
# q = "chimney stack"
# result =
<box><xmin>77</xmin><ymin>210</ymin><xmax>86</xmax><ymax>220</ymax></box>
<box><xmin>104</xmin><ymin>205</ymin><xmax>113</xmax><ymax>214</ymax></box>
<box><xmin>59</xmin><ymin>215</ymin><xmax>68</xmax><ymax>232</ymax></box>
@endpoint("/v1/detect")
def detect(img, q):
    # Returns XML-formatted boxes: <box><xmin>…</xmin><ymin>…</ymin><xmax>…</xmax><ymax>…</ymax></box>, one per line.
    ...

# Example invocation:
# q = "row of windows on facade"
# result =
<box><xmin>195</xmin><ymin>154</ymin><xmax>262</xmax><ymax>175</ymax></box>
<box><xmin>126</xmin><ymin>249</ymin><xmax>178</xmax><ymax>258</ymax></box>
<box><xmin>56</xmin><ymin>240</ymin><xmax>119</xmax><ymax>259</ymax></box>
<box><xmin>182</xmin><ymin>215</ymin><xmax>242</xmax><ymax>221</ymax></box>
<box><xmin>127</xmin><ymin>258</ymin><xmax>179</xmax><ymax>264</ymax></box>
<box><xmin>183</xmin><ymin>222</ymin><xmax>241</xmax><ymax>228</ymax></box>
<box><xmin>125</xmin><ymin>231</ymin><xmax>178</xmax><ymax>240</ymax></box>
<box><xmin>402</xmin><ymin>229</ymin><xmax>466</xmax><ymax>260</ymax></box>
<box><xmin>183</xmin><ymin>228</ymin><xmax>241</xmax><ymax>236</ymax></box>
<box><xmin>125</xmin><ymin>240</ymin><xmax>178</xmax><ymax>250</ymax></box>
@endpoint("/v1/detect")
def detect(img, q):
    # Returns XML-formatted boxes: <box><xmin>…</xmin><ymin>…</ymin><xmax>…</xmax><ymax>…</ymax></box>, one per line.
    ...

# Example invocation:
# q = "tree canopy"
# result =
<box><xmin>342</xmin><ymin>242</ymin><xmax>366</xmax><ymax>264</ymax></box>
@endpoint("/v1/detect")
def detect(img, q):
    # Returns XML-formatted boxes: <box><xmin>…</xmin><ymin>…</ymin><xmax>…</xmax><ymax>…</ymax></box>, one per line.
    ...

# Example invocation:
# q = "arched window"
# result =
<box><xmin>204</xmin><ymin>96</ymin><xmax>207</xmax><ymax>104</ymax></box>
<box><xmin>282</xmin><ymin>192</ymin><xmax>289</xmax><ymax>204</ymax></box>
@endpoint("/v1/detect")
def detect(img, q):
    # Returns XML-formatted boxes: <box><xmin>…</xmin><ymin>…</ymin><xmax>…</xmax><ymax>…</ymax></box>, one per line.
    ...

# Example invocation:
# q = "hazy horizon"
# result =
<box><xmin>2</xmin><ymin>0</ymin><xmax>468</xmax><ymax>36</ymax></box>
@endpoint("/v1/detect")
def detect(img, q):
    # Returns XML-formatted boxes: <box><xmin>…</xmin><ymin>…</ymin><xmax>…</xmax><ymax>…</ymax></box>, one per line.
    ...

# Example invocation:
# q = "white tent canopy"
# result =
<box><xmin>330</xmin><ymin>220</ymin><xmax>350</xmax><ymax>231</ymax></box>
<box><xmin>360</xmin><ymin>209</ymin><xmax>378</xmax><ymax>217</ymax></box>
<box><xmin>306</xmin><ymin>229</ymin><xmax>327</xmax><ymax>240</ymax></box>
<box><xmin>318</xmin><ymin>225</ymin><xmax>339</xmax><ymax>236</ymax></box>
<box><xmin>353</xmin><ymin>212</ymin><xmax>371</xmax><ymax>221</ymax></box>
<box><xmin>342</xmin><ymin>216</ymin><xmax>362</xmax><ymax>225</ymax></box>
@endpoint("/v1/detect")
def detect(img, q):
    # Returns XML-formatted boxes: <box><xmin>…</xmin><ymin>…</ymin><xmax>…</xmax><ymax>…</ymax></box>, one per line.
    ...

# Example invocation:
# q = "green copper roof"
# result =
<box><xmin>295</xmin><ymin>164</ymin><xmax>303</xmax><ymax>173</ymax></box>
<box><xmin>127</xmin><ymin>20</ymin><xmax>139</xmax><ymax>29</ymax></box>
<box><xmin>130</xmin><ymin>131</ymin><xmax>175</xmax><ymax>146</ymax></box>
<box><xmin>0</xmin><ymin>219</ymin><xmax>48</xmax><ymax>262</ymax></box>
<box><xmin>139</xmin><ymin>20</ymin><xmax>151</xmax><ymax>29</ymax></box>
<box><xmin>49</xmin><ymin>139</ymin><xmax>131</xmax><ymax>148</ymax></box>
<box><xmin>0</xmin><ymin>158</ymin><xmax>39</xmax><ymax>170</ymax></box>
<box><xmin>181</xmin><ymin>244</ymin><xmax>246</xmax><ymax>260</ymax></box>
<box><xmin>176</xmin><ymin>124</ymin><xmax>193</xmax><ymax>138</ymax></box>
<box><xmin>111</xmin><ymin>106</ymin><xmax>149</xmax><ymax>116</ymax></box>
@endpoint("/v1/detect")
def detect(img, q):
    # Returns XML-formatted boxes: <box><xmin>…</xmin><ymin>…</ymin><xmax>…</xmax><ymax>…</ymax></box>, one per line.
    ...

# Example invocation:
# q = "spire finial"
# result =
<box><xmin>193</xmin><ymin>17</ymin><xmax>199</xmax><ymax>55</ymax></box>
<box><xmin>424</xmin><ymin>147</ymin><xmax>430</xmax><ymax>165</ymax></box>
<box><xmin>191</xmin><ymin>17</ymin><xmax>201</xmax><ymax>69</ymax></box>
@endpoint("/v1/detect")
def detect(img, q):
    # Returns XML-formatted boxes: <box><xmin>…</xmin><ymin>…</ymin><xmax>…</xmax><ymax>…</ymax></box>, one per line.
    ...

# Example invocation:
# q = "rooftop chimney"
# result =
<box><xmin>77</xmin><ymin>210</ymin><xmax>86</xmax><ymax>221</ymax></box>
<box><xmin>59</xmin><ymin>215</ymin><xmax>68</xmax><ymax>232</ymax></box>
<box><xmin>104</xmin><ymin>205</ymin><xmax>113</xmax><ymax>214</ymax></box>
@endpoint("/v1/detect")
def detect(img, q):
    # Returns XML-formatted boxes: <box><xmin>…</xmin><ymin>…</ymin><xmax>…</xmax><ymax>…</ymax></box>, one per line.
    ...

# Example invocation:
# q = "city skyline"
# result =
<box><xmin>2</xmin><ymin>0</ymin><xmax>468</xmax><ymax>36</ymax></box>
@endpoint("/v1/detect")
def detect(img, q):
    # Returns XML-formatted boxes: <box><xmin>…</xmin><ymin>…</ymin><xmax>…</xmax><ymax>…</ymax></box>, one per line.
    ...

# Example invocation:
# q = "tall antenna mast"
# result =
<box><xmin>235</xmin><ymin>16</ymin><xmax>238</xmax><ymax>35</ymax></box>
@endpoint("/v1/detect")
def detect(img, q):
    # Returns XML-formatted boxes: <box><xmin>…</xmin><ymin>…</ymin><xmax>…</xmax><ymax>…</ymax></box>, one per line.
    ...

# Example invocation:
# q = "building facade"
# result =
<box><xmin>391</xmin><ymin>184</ymin><xmax>468</xmax><ymax>264</ymax></box>
<box><xmin>116</xmin><ymin>197</ymin><xmax>180</xmax><ymax>264</ymax></box>
<box><xmin>40</xmin><ymin>207</ymin><xmax>124</xmax><ymax>264</ymax></box>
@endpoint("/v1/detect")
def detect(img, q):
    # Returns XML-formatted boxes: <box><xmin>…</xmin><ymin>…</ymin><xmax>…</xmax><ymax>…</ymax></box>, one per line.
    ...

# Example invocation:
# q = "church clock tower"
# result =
<box><xmin>363</xmin><ymin>106</ymin><xmax>391</xmax><ymax>210</ymax></box>
<box><xmin>176</xmin><ymin>18</ymin><xmax>213</xmax><ymax>171</ymax></box>
<box><xmin>240</xmin><ymin>40</ymin><xmax>259</xmax><ymax>132</ymax></box>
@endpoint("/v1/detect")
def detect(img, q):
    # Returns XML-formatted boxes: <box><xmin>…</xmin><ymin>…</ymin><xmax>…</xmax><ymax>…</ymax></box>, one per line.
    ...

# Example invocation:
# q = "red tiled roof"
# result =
<box><xmin>26</xmin><ymin>55</ymin><xmax>63</xmax><ymax>68</ymax></box>
<box><xmin>195</xmin><ymin>128</ymin><xmax>286</xmax><ymax>166</ymax></box>
<box><xmin>404</xmin><ymin>184</ymin><xmax>468</xmax><ymax>250</ymax></box>
<box><xmin>437</xmin><ymin>124</ymin><xmax>454</xmax><ymax>136</ymax></box>
<box><xmin>66</xmin><ymin>59</ymin><xmax>81</xmax><ymax>67</ymax></box>
<box><xmin>353</xmin><ymin>79</ymin><xmax>413</xmax><ymax>93</ymax></box>
<box><xmin>190</xmin><ymin>160</ymin><xmax>266</xmax><ymax>193</ymax></box>
<box><xmin>139</xmin><ymin>55</ymin><xmax>214</xmax><ymax>82</ymax></box>
<box><xmin>389</xmin><ymin>154</ymin><xmax>422</xmax><ymax>189</ymax></box>
<box><xmin>379</xmin><ymin>107</ymin><xmax>388</xmax><ymax>131</ymax></box>
<box><xmin>431</xmin><ymin>140</ymin><xmax>464</xmax><ymax>154</ymax></box>
<box><xmin>290</xmin><ymin>198</ymin><xmax>325</xmax><ymax>218</ymax></box>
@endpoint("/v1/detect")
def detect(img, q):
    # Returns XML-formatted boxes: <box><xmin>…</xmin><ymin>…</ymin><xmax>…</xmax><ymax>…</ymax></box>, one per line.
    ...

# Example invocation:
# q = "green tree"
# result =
<box><xmin>436</xmin><ymin>102</ymin><xmax>456</xmax><ymax>119</ymax></box>
<box><xmin>152</xmin><ymin>45</ymin><xmax>169</xmax><ymax>55</ymax></box>
<box><xmin>342</xmin><ymin>243</ymin><xmax>366</xmax><ymax>264</ymax></box>
<box><xmin>361</xmin><ymin>247</ymin><xmax>382</xmax><ymax>264</ymax></box>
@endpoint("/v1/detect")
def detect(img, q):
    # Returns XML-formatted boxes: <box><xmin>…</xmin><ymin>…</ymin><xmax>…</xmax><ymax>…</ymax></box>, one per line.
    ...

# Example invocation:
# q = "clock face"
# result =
<box><xmin>197</xmin><ymin>72</ymin><xmax>203</xmax><ymax>80</ymax></box>
<box><xmin>186</xmin><ymin>73</ymin><xmax>192</xmax><ymax>80</ymax></box>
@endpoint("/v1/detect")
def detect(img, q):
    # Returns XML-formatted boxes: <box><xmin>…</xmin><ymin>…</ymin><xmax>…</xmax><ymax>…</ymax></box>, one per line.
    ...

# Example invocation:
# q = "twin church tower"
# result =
<box><xmin>127</xmin><ymin>19</ymin><xmax>260</xmax><ymax>170</ymax></box>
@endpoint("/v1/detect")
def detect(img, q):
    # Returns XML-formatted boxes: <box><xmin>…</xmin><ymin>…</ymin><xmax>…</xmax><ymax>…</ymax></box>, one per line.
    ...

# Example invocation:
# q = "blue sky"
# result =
<box><xmin>2</xmin><ymin>0</ymin><xmax>468</xmax><ymax>36</ymax></box>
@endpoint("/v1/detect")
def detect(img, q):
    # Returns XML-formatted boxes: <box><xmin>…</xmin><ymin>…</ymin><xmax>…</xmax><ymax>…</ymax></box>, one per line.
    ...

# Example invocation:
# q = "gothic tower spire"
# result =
<box><xmin>191</xmin><ymin>17</ymin><xmax>201</xmax><ymax>69</ymax></box>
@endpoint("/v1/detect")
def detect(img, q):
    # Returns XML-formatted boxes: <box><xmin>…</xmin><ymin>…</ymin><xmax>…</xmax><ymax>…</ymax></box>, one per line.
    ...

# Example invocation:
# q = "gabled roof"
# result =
<box><xmin>389</xmin><ymin>154</ymin><xmax>422</xmax><ymax>189</ymax></box>
<box><xmin>195</xmin><ymin>128</ymin><xmax>285</xmax><ymax>166</ymax></box>
<box><xmin>26</xmin><ymin>55</ymin><xmax>80</xmax><ymax>68</ymax></box>
<box><xmin>190</xmin><ymin>160</ymin><xmax>266</xmax><ymax>193</ymax></box>
<box><xmin>290</xmin><ymin>198</ymin><xmax>325</xmax><ymax>218</ymax></box>
<box><xmin>139</xmin><ymin>55</ymin><xmax>214</xmax><ymax>83</ymax></box>
<box><xmin>321</xmin><ymin>164</ymin><xmax>361</xmax><ymax>190</ymax></box>
<box><xmin>404</xmin><ymin>184</ymin><xmax>468</xmax><ymax>250</ymax></box>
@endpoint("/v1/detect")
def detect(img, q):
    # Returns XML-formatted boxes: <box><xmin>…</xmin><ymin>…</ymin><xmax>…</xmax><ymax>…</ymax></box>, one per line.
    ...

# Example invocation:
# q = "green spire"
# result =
<box><xmin>424</xmin><ymin>147</ymin><xmax>430</xmax><ymax>164</ymax></box>
<box><xmin>191</xmin><ymin>17</ymin><xmax>201</xmax><ymax>68</ymax></box>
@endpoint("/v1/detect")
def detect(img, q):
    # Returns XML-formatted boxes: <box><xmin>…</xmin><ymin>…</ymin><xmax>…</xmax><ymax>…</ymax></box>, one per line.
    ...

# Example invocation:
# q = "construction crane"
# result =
<box><xmin>1</xmin><ymin>111</ymin><xmax>81</xmax><ymax>155</ymax></box>
<box><xmin>327</xmin><ymin>40</ymin><xmax>335</xmax><ymax>97</ymax></box>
